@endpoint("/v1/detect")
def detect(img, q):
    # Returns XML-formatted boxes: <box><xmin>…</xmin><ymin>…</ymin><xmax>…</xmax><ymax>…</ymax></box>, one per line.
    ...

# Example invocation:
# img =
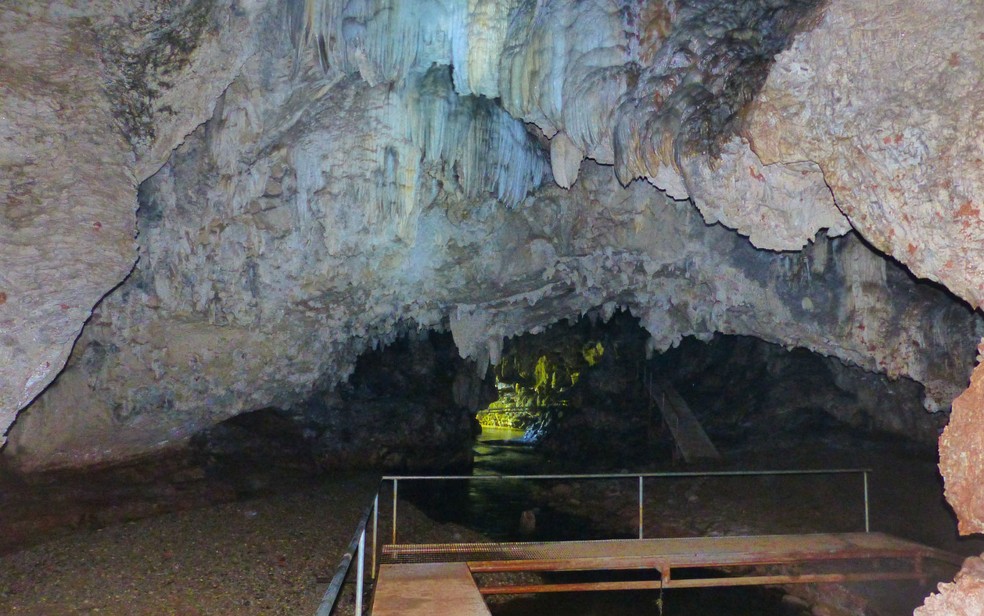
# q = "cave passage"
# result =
<box><xmin>1</xmin><ymin>313</ymin><xmax>981</xmax><ymax>615</ymax></box>
<box><xmin>324</xmin><ymin>312</ymin><xmax>981</xmax><ymax>615</ymax></box>
<box><xmin>464</xmin><ymin>311</ymin><xmax>945</xmax><ymax>471</ymax></box>
<box><xmin>6</xmin><ymin>0</ymin><xmax>984</xmax><ymax>612</ymax></box>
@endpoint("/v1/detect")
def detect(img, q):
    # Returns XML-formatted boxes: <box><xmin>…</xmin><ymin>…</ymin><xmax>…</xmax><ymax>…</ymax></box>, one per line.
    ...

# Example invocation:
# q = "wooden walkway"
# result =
<box><xmin>371</xmin><ymin>562</ymin><xmax>491</xmax><ymax>616</ymax></box>
<box><xmin>375</xmin><ymin>532</ymin><xmax>961</xmax><ymax>607</ymax></box>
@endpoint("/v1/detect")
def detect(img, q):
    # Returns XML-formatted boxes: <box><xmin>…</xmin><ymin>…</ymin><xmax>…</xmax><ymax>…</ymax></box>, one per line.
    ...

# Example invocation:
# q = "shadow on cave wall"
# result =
<box><xmin>191</xmin><ymin>330</ymin><xmax>495</xmax><ymax>482</ymax></box>
<box><xmin>651</xmin><ymin>335</ymin><xmax>943</xmax><ymax>453</ymax></box>
<box><xmin>487</xmin><ymin>311</ymin><xmax>941</xmax><ymax>470</ymax></box>
<box><xmin>193</xmin><ymin>311</ymin><xmax>943</xmax><ymax>482</ymax></box>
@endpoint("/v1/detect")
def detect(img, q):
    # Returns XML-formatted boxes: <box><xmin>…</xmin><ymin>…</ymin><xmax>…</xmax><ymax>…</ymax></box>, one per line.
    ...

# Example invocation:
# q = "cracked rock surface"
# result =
<box><xmin>0</xmin><ymin>2</ymin><xmax>137</xmax><ymax>447</ymax></box>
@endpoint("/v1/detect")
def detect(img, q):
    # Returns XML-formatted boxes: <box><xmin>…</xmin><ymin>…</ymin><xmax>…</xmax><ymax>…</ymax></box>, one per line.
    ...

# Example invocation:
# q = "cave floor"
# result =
<box><xmin>0</xmin><ymin>474</ymin><xmax>380</xmax><ymax>615</ymax></box>
<box><xmin>0</xmin><ymin>435</ymin><xmax>981</xmax><ymax>615</ymax></box>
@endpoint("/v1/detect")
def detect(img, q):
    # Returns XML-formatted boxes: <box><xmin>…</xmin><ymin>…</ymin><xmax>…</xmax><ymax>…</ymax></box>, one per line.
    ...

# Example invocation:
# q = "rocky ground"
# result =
<box><xmin>0</xmin><ymin>474</ymin><xmax>384</xmax><ymax>616</ymax></box>
<box><xmin>0</xmin><ymin>469</ymin><xmax>524</xmax><ymax>616</ymax></box>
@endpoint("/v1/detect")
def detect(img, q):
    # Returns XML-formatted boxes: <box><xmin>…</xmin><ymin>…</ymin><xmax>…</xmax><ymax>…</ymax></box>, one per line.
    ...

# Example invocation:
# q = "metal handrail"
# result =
<box><xmin>382</xmin><ymin>469</ymin><xmax>871</xmax><ymax>481</ymax></box>
<box><xmin>316</xmin><ymin>468</ymin><xmax>873</xmax><ymax>614</ymax></box>
<box><xmin>382</xmin><ymin>468</ymin><xmax>873</xmax><ymax>546</ymax></box>
<box><xmin>315</xmin><ymin>495</ymin><xmax>378</xmax><ymax>616</ymax></box>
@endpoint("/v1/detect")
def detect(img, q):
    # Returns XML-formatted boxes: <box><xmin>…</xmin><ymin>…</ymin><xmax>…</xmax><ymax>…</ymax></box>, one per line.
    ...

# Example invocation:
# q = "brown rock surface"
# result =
<box><xmin>745</xmin><ymin>0</ymin><xmax>984</xmax><ymax>307</ymax></box>
<box><xmin>916</xmin><ymin>554</ymin><xmax>984</xmax><ymax>616</ymax></box>
<box><xmin>940</xmin><ymin>347</ymin><xmax>984</xmax><ymax>535</ymax></box>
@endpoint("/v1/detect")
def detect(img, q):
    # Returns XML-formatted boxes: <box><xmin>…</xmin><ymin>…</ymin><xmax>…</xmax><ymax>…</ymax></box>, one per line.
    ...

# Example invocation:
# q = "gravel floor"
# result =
<box><xmin>1</xmin><ymin>439</ymin><xmax>978</xmax><ymax>616</ymax></box>
<box><xmin>0</xmin><ymin>474</ymin><xmax>381</xmax><ymax>616</ymax></box>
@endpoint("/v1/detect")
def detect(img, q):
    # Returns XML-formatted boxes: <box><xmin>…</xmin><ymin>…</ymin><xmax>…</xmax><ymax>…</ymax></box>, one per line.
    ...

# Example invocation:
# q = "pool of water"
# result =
<box><xmin>489</xmin><ymin>587</ymin><xmax>810</xmax><ymax>616</ymax></box>
<box><xmin>405</xmin><ymin>427</ymin><xmax>604</xmax><ymax>541</ymax></box>
<box><xmin>402</xmin><ymin>426</ymin><xmax>812</xmax><ymax>615</ymax></box>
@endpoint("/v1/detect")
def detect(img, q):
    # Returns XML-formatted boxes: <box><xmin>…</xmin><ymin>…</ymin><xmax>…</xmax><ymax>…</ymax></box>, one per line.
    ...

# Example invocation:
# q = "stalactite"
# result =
<box><xmin>406</xmin><ymin>66</ymin><xmax>547</xmax><ymax>208</ymax></box>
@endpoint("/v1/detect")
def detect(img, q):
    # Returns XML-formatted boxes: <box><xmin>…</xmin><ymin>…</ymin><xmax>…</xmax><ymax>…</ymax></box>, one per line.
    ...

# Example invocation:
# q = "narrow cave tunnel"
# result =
<box><xmin>3</xmin><ymin>0</ymin><xmax>984</xmax><ymax>614</ymax></box>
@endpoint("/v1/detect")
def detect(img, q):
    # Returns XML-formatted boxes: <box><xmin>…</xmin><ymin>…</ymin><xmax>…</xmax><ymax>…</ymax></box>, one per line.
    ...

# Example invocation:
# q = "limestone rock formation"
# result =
<box><xmin>0</xmin><ymin>3</ymin><xmax>137</xmax><ymax>447</ymax></box>
<box><xmin>940</xmin><ymin>345</ymin><xmax>984</xmax><ymax>535</ymax></box>
<box><xmin>1</xmin><ymin>2</ymin><xmax>984</xmax><ymax>590</ymax></box>
<box><xmin>7</xmin><ymin>154</ymin><xmax>979</xmax><ymax>470</ymax></box>
<box><xmin>0</xmin><ymin>0</ymin><xmax>265</xmax><ymax>447</ymax></box>
<box><xmin>915</xmin><ymin>554</ymin><xmax>984</xmax><ymax>616</ymax></box>
<box><xmin>744</xmin><ymin>0</ymin><xmax>984</xmax><ymax>307</ymax></box>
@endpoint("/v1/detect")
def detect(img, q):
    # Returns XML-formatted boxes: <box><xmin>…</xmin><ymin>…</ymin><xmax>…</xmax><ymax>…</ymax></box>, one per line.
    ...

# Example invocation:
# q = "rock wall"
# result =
<box><xmin>0</xmin><ymin>3</ymin><xmax>137</xmax><ymax>446</ymax></box>
<box><xmin>193</xmin><ymin>331</ymin><xmax>488</xmax><ymax>475</ymax></box>
<box><xmin>0</xmin><ymin>0</ymin><xmax>268</xmax><ymax>447</ymax></box>
<box><xmin>656</xmin><ymin>334</ymin><xmax>942</xmax><ymax>447</ymax></box>
<box><xmin>1</xmin><ymin>0</ymin><xmax>984</xmax><ymax>567</ymax></box>
<box><xmin>916</xmin><ymin>554</ymin><xmax>984</xmax><ymax>616</ymax></box>
<box><xmin>7</xmin><ymin>152</ymin><xmax>978</xmax><ymax>471</ymax></box>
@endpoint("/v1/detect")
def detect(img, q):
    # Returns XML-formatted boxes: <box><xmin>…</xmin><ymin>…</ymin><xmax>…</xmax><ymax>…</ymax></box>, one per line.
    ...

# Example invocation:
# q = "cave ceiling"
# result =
<box><xmin>2</xmin><ymin>0</ymin><xmax>984</xmax><ymax>533</ymax></box>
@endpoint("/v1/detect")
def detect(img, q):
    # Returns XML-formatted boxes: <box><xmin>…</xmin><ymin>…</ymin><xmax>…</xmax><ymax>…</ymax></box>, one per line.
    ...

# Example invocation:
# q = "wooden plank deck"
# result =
<box><xmin>382</xmin><ymin>532</ymin><xmax>962</xmax><ymax>595</ymax></box>
<box><xmin>371</xmin><ymin>562</ymin><xmax>491</xmax><ymax>616</ymax></box>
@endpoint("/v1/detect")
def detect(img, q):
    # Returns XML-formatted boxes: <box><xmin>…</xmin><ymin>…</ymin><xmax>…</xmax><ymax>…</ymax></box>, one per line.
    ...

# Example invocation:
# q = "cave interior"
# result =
<box><xmin>2</xmin><ymin>0</ymin><xmax>984</xmax><ymax>613</ymax></box>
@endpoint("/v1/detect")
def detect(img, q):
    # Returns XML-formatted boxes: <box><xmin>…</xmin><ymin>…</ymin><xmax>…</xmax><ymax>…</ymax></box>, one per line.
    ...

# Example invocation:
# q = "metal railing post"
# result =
<box><xmin>372</xmin><ymin>492</ymin><xmax>379</xmax><ymax>579</ymax></box>
<box><xmin>355</xmin><ymin>528</ymin><xmax>365</xmax><ymax>615</ymax></box>
<box><xmin>392</xmin><ymin>479</ymin><xmax>399</xmax><ymax>544</ymax></box>
<box><xmin>863</xmin><ymin>471</ymin><xmax>870</xmax><ymax>532</ymax></box>
<box><xmin>638</xmin><ymin>476</ymin><xmax>644</xmax><ymax>539</ymax></box>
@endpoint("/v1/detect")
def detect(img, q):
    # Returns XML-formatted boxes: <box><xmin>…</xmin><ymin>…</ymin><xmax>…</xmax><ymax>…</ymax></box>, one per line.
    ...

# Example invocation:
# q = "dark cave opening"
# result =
<box><xmin>1</xmin><ymin>313</ymin><xmax>980</xmax><ymax>615</ymax></box>
<box><xmin>467</xmin><ymin>310</ymin><xmax>942</xmax><ymax>473</ymax></box>
<box><xmin>180</xmin><ymin>308</ymin><xmax>947</xmax><ymax>489</ymax></box>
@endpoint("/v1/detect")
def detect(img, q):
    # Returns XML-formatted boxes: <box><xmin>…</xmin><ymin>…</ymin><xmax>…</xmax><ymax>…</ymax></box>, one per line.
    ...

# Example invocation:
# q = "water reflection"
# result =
<box><xmin>405</xmin><ymin>427</ymin><xmax>601</xmax><ymax>541</ymax></box>
<box><xmin>404</xmin><ymin>426</ymin><xmax>811</xmax><ymax>615</ymax></box>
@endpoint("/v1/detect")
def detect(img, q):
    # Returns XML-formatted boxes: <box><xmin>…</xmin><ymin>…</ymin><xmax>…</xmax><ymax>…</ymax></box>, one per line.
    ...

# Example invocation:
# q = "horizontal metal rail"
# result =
<box><xmin>478</xmin><ymin>571</ymin><xmax>922</xmax><ymax>595</ymax></box>
<box><xmin>382</xmin><ymin>469</ymin><xmax>871</xmax><ymax>481</ymax></box>
<box><xmin>383</xmin><ymin>468</ymin><xmax>873</xmax><ymax>551</ymax></box>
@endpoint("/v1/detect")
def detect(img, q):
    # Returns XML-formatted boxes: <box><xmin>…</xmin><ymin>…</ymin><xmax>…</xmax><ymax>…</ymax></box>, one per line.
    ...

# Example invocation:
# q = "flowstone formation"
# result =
<box><xmin>0</xmin><ymin>0</ymin><xmax>283</xmax><ymax>448</ymax></box>
<box><xmin>2</xmin><ymin>0</ymin><xmax>984</xmax><ymax>564</ymax></box>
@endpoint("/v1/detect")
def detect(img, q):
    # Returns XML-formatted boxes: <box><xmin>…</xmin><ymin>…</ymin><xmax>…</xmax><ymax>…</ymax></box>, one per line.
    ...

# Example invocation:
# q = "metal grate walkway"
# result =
<box><xmin>381</xmin><ymin>532</ymin><xmax>962</xmax><ymax>595</ymax></box>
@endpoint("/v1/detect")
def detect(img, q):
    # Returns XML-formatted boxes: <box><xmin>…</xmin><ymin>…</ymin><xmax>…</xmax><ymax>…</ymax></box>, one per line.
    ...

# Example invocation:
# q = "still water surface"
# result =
<box><xmin>406</xmin><ymin>427</ymin><xmax>811</xmax><ymax>616</ymax></box>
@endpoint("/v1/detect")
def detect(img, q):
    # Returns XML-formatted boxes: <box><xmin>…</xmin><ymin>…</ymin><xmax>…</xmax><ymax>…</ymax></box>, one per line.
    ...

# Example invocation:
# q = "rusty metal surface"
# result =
<box><xmin>477</xmin><ymin>571</ymin><xmax>926</xmax><ymax>595</ymax></box>
<box><xmin>376</xmin><ymin>533</ymin><xmax>959</xmax><ymax>599</ymax></box>
<box><xmin>373</xmin><ymin>533</ymin><xmax>960</xmax><ymax>600</ymax></box>
<box><xmin>384</xmin><ymin>532</ymin><xmax>953</xmax><ymax>571</ymax></box>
